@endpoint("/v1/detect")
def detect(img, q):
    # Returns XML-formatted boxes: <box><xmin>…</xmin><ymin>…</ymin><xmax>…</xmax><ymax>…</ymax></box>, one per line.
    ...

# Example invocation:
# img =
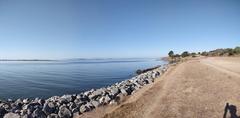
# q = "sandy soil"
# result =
<box><xmin>101</xmin><ymin>57</ymin><xmax>240</xmax><ymax>118</ymax></box>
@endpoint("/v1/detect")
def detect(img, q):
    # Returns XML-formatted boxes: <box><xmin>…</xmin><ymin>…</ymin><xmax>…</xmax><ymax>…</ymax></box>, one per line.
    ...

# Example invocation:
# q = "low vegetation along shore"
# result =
<box><xmin>164</xmin><ymin>46</ymin><xmax>240</xmax><ymax>65</ymax></box>
<box><xmin>0</xmin><ymin>64</ymin><xmax>170</xmax><ymax>118</ymax></box>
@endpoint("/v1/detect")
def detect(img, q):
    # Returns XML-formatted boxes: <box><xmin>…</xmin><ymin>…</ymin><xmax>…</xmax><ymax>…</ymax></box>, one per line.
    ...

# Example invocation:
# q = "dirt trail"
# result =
<box><xmin>103</xmin><ymin>57</ymin><xmax>240</xmax><ymax>118</ymax></box>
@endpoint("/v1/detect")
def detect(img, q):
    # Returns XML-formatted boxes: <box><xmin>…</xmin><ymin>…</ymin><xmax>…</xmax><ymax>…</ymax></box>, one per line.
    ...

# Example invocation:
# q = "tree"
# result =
<box><xmin>174</xmin><ymin>54</ymin><xmax>181</xmax><ymax>58</ymax></box>
<box><xmin>227</xmin><ymin>48</ymin><xmax>234</xmax><ymax>56</ymax></box>
<box><xmin>168</xmin><ymin>51</ymin><xmax>174</xmax><ymax>58</ymax></box>
<box><xmin>181</xmin><ymin>51</ymin><xmax>190</xmax><ymax>57</ymax></box>
<box><xmin>191</xmin><ymin>52</ymin><xmax>196</xmax><ymax>56</ymax></box>
<box><xmin>136</xmin><ymin>69</ymin><xmax>142</xmax><ymax>75</ymax></box>
<box><xmin>191</xmin><ymin>52</ymin><xmax>197</xmax><ymax>57</ymax></box>
<box><xmin>234</xmin><ymin>46</ymin><xmax>240</xmax><ymax>54</ymax></box>
<box><xmin>201</xmin><ymin>51</ymin><xmax>208</xmax><ymax>56</ymax></box>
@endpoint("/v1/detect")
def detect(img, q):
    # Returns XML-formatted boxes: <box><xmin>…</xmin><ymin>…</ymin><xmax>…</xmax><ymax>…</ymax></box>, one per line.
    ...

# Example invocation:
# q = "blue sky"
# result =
<box><xmin>0</xmin><ymin>0</ymin><xmax>239</xmax><ymax>59</ymax></box>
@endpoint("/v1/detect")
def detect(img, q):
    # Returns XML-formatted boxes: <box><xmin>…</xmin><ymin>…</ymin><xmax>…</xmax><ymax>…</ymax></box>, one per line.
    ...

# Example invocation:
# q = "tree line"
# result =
<box><xmin>168</xmin><ymin>46</ymin><xmax>240</xmax><ymax>59</ymax></box>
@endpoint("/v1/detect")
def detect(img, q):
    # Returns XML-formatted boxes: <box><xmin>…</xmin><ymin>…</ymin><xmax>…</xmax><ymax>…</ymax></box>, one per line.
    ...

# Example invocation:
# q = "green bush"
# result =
<box><xmin>201</xmin><ymin>51</ymin><xmax>208</xmax><ymax>56</ymax></box>
<box><xmin>168</xmin><ymin>51</ymin><xmax>174</xmax><ymax>58</ymax></box>
<box><xmin>234</xmin><ymin>47</ymin><xmax>240</xmax><ymax>54</ymax></box>
<box><xmin>174</xmin><ymin>54</ymin><xmax>181</xmax><ymax>58</ymax></box>
<box><xmin>181</xmin><ymin>51</ymin><xmax>190</xmax><ymax>57</ymax></box>
<box><xmin>136</xmin><ymin>69</ymin><xmax>142</xmax><ymax>75</ymax></box>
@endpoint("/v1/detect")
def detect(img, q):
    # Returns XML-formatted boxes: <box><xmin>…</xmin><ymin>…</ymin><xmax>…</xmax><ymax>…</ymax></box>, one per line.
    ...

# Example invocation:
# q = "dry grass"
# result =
<box><xmin>102</xmin><ymin>57</ymin><xmax>240</xmax><ymax>118</ymax></box>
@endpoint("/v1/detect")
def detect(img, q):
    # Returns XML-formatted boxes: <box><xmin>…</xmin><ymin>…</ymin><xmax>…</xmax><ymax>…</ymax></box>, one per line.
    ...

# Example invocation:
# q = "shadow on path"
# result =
<box><xmin>224</xmin><ymin>103</ymin><xmax>240</xmax><ymax>118</ymax></box>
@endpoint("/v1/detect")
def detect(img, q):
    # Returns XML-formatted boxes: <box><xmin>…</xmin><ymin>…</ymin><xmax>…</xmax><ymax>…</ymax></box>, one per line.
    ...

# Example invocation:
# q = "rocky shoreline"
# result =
<box><xmin>0</xmin><ymin>64</ymin><xmax>169</xmax><ymax>118</ymax></box>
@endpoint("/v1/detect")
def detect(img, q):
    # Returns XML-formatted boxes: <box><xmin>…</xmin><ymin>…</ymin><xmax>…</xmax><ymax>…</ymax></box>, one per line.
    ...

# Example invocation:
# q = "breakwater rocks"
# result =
<box><xmin>0</xmin><ymin>64</ymin><xmax>169</xmax><ymax>118</ymax></box>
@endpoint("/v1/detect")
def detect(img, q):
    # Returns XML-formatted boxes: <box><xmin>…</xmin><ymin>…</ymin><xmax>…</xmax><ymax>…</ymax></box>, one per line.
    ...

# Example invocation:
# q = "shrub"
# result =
<box><xmin>191</xmin><ymin>52</ymin><xmax>196</xmax><ymax>56</ymax></box>
<box><xmin>174</xmin><ymin>54</ymin><xmax>181</xmax><ymax>58</ymax></box>
<box><xmin>201</xmin><ymin>51</ymin><xmax>208</xmax><ymax>56</ymax></box>
<box><xmin>136</xmin><ymin>69</ymin><xmax>143</xmax><ymax>75</ymax></box>
<box><xmin>234</xmin><ymin>47</ymin><xmax>240</xmax><ymax>54</ymax></box>
<box><xmin>181</xmin><ymin>51</ymin><xmax>190</xmax><ymax>57</ymax></box>
<box><xmin>168</xmin><ymin>51</ymin><xmax>174</xmax><ymax>58</ymax></box>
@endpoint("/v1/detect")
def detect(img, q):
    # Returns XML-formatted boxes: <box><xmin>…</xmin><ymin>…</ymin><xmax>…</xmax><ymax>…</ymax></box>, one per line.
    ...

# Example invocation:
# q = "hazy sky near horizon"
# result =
<box><xmin>0</xmin><ymin>0</ymin><xmax>239</xmax><ymax>59</ymax></box>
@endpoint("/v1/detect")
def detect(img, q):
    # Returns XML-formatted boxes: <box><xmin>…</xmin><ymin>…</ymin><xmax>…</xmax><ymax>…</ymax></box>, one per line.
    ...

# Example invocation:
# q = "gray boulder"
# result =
<box><xmin>47</xmin><ymin>113</ymin><xmax>59</xmax><ymax>118</ymax></box>
<box><xmin>11</xmin><ymin>103</ymin><xmax>22</xmax><ymax>113</ymax></box>
<box><xmin>1</xmin><ymin>103</ymin><xmax>10</xmax><ymax>110</ymax></box>
<box><xmin>68</xmin><ymin>102</ymin><xmax>77</xmax><ymax>111</ymax></box>
<box><xmin>7</xmin><ymin>99</ymin><xmax>13</xmax><ymax>103</ymax></box>
<box><xmin>98</xmin><ymin>97</ymin><xmax>104</xmax><ymax>104</ymax></box>
<box><xmin>20</xmin><ymin>109</ymin><xmax>27</xmax><ymax>116</ymax></box>
<box><xmin>104</xmin><ymin>95</ymin><xmax>111</xmax><ymax>104</ymax></box>
<box><xmin>23</xmin><ymin>98</ymin><xmax>30</xmax><ymax>104</ymax></box>
<box><xmin>88</xmin><ymin>89</ymin><xmax>103</xmax><ymax>99</ymax></box>
<box><xmin>58</xmin><ymin>105</ymin><xmax>72</xmax><ymax>118</ymax></box>
<box><xmin>3</xmin><ymin>113</ymin><xmax>20</xmax><ymax>118</ymax></box>
<box><xmin>109</xmin><ymin>87</ymin><xmax>119</xmax><ymax>97</ymax></box>
<box><xmin>91</xmin><ymin>100</ymin><xmax>100</xmax><ymax>108</ymax></box>
<box><xmin>60</xmin><ymin>95</ymin><xmax>75</xmax><ymax>103</ymax></box>
<box><xmin>0</xmin><ymin>107</ymin><xmax>7</xmax><ymax>118</ymax></box>
<box><xmin>58</xmin><ymin>98</ymin><xmax>68</xmax><ymax>105</ymax></box>
<box><xmin>32</xmin><ymin>108</ymin><xmax>47</xmax><ymax>118</ymax></box>
<box><xmin>97</xmin><ymin>94</ymin><xmax>111</xmax><ymax>105</ymax></box>
<box><xmin>79</xmin><ymin>105</ymin><xmax>91</xmax><ymax>113</ymax></box>
<box><xmin>21</xmin><ymin>114</ymin><xmax>31</xmax><ymax>118</ymax></box>
<box><xmin>15</xmin><ymin>99</ymin><xmax>23</xmax><ymax>105</ymax></box>
<box><xmin>79</xmin><ymin>105</ymin><xmax>86</xmax><ymax>113</ymax></box>
<box><xmin>43</xmin><ymin>102</ymin><xmax>56</xmax><ymax>115</ymax></box>
<box><xmin>120</xmin><ymin>88</ymin><xmax>128</xmax><ymax>96</ymax></box>
<box><xmin>145</xmin><ymin>79</ymin><xmax>153</xmax><ymax>84</ymax></box>
<box><xmin>74</xmin><ymin>99</ymin><xmax>85</xmax><ymax>106</ymax></box>
<box><xmin>71</xmin><ymin>108</ymin><xmax>79</xmax><ymax>114</ymax></box>
<box><xmin>84</xmin><ymin>102</ymin><xmax>94</xmax><ymax>110</ymax></box>
<box><xmin>79</xmin><ymin>95</ymin><xmax>89</xmax><ymax>102</ymax></box>
<box><xmin>23</xmin><ymin>102</ymin><xmax>41</xmax><ymax>114</ymax></box>
<box><xmin>38</xmin><ymin>99</ymin><xmax>45</xmax><ymax>106</ymax></box>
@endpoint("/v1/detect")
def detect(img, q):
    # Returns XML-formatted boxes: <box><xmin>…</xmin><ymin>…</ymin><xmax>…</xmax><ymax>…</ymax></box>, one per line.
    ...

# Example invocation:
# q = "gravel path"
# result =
<box><xmin>104</xmin><ymin>57</ymin><xmax>240</xmax><ymax>118</ymax></box>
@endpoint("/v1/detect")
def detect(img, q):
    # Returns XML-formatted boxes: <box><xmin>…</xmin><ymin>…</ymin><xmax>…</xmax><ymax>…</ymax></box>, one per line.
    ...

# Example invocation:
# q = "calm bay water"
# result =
<box><xmin>0</xmin><ymin>58</ymin><xmax>166</xmax><ymax>100</ymax></box>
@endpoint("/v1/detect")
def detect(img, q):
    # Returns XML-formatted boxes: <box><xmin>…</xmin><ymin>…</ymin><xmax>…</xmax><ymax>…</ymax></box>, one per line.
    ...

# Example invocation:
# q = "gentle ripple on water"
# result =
<box><xmin>0</xmin><ymin>58</ymin><xmax>166</xmax><ymax>100</ymax></box>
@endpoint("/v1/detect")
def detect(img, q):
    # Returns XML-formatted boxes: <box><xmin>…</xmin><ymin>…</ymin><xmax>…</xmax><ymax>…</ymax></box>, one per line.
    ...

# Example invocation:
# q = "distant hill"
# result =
<box><xmin>201</xmin><ymin>46</ymin><xmax>240</xmax><ymax>56</ymax></box>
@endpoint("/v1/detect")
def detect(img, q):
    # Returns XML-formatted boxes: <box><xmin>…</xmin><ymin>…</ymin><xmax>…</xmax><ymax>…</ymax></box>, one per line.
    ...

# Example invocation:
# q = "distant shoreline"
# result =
<box><xmin>0</xmin><ymin>58</ymin><xmax>164</xmax><ymax>62</ymax></box>
<box><xmin>0</xmin><ymin>59</ymin><xmax>56</xmax><ymax>61</ymax></box>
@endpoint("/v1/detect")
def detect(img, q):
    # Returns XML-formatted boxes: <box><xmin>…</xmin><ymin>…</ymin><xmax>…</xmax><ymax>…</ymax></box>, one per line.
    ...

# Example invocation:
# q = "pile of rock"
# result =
<box><xmin>0</xmin><ymin>65</ymin><xmax>169</xmax><ymax>118</ymax></box>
